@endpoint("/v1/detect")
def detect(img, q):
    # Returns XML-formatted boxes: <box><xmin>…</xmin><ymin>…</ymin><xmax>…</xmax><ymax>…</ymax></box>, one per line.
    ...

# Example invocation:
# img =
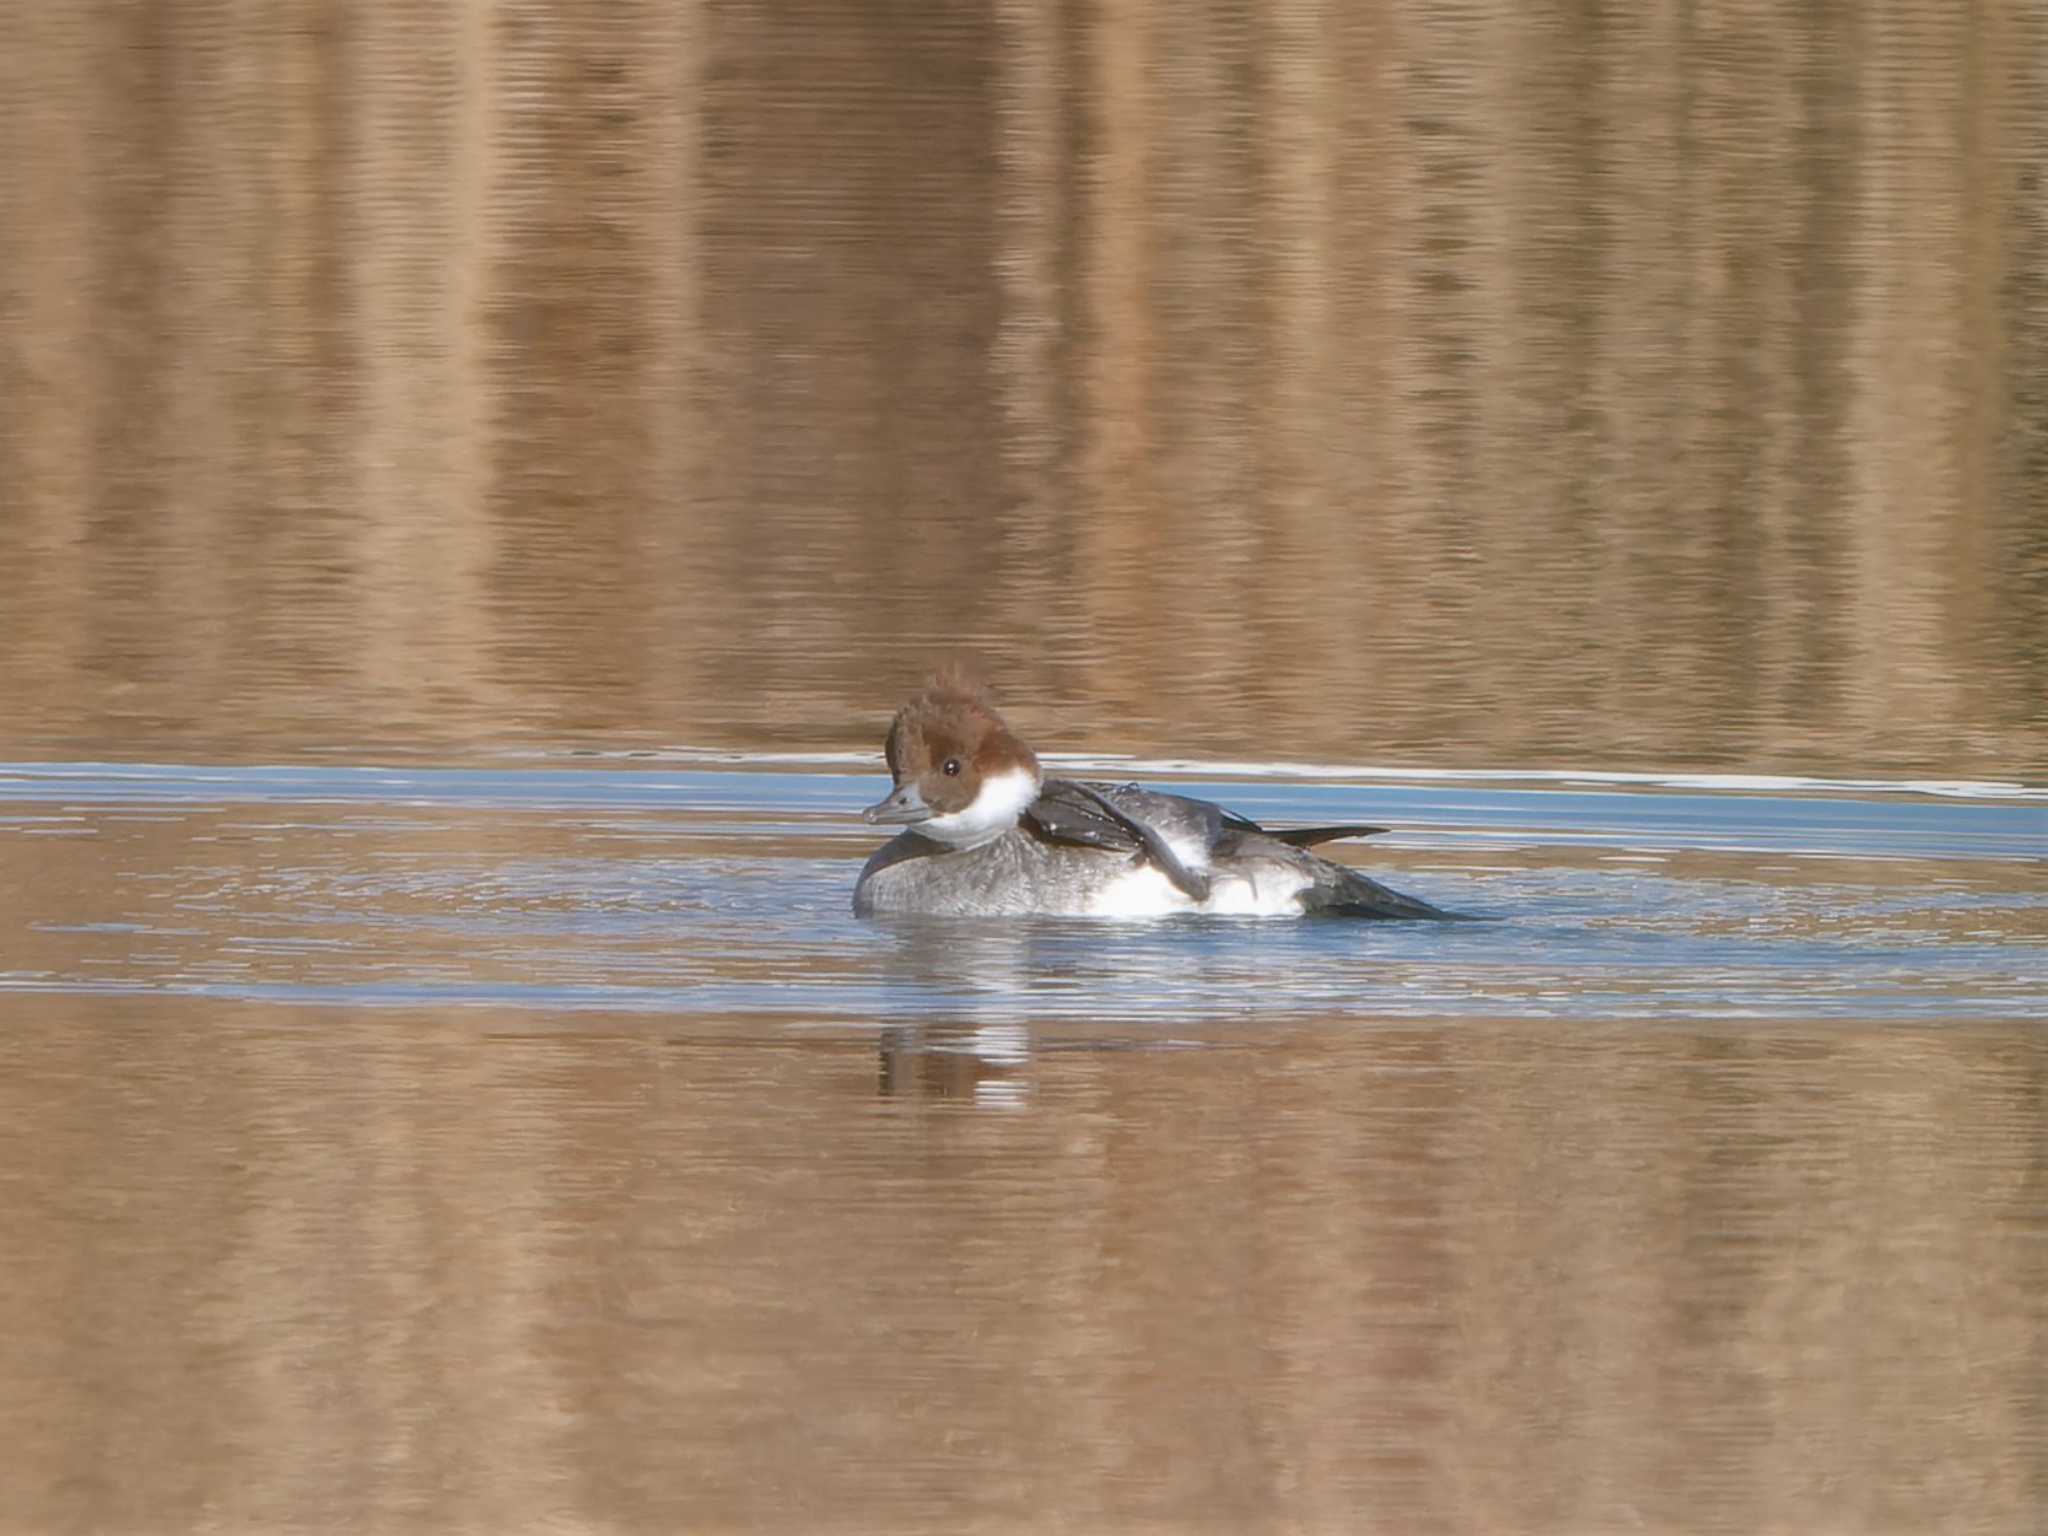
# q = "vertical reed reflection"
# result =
<box><xmin>0</xmin><ymin>1</ymin><xmax>2042</xmax><ymax>770</ymax></box>
<box><xmin>0</xmin><ymin>1005</ymin><xmax>2040</xmax><ymax>1531</ymax></box>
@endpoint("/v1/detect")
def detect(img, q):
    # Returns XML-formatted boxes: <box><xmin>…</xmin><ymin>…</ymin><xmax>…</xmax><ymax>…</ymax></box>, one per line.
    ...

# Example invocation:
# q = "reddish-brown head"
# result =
<box><xmin>864</xmin><ymin>673</ymin><xmax>1042</xmax><ymax>846</ymax></box>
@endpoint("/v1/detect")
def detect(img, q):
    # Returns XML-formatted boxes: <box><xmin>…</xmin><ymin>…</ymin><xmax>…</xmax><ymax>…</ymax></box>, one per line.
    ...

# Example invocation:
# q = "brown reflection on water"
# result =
<box><xmin>0</xmin><ymin>1000</ymin><xmax>2040</xmax><ymax>1533</ymax></box>
<box><xmin>3</xmin><ymin>3</ymin><xmax>2046</xmax><ymax>770</ymax></box>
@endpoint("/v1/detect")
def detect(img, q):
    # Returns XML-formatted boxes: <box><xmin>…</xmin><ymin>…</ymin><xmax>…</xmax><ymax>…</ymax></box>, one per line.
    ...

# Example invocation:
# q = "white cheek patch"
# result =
<box><xmin>919</xmin><ymin>766</ymin><xmax>1042</xmax><ymax>849</ymax></box>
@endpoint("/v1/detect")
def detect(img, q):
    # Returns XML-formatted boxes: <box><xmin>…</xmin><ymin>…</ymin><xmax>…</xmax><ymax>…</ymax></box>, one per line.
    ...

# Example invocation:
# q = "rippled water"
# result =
<box><xmin>1</xmin><ymin>758</ymin><xmax>2042</xmax><ymax>1531</ymax></box>
<box><xmin>5</xmin><ymin>757</ymin><xmax>2041</xmax><ymax>1021</ymax></box>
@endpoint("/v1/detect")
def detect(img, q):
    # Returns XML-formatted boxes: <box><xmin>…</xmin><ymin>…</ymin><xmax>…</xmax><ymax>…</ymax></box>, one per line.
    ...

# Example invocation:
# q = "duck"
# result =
<box><xmin>852</xmin><ymin>675</ymin><xmax>1455</xmax><ymax>920</ymax></box>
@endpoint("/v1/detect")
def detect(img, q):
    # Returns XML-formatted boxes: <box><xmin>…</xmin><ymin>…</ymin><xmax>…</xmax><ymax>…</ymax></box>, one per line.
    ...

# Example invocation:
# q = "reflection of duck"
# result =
<box><xmin>876</xmin><ymin>1023</ymin><xmax>1031</xmax><ymax>1107</ymax></box>
<box><xmin>854</xmin><ymin>674</ymin><xmax>1454</xmax><ymax>920</ymax></box>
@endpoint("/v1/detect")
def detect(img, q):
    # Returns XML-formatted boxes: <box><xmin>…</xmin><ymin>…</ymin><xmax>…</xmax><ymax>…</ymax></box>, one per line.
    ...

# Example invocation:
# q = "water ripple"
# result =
<box><xmin>0</xmin><ymin>760</ymin><xmax>2039</xmax><ymax>1023</ymax></box>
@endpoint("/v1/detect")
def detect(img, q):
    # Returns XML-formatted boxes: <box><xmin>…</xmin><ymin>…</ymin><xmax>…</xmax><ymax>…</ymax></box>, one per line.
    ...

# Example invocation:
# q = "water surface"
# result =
<box><xmin>4</xmin><ymin>756</ymin><xmax>2040</xmax><ymax>1020</ymax></box>
<box><xmin>1</xmin><ymin>757</ymin><xmax>2041</xmax><ymax>1532</ymax></box>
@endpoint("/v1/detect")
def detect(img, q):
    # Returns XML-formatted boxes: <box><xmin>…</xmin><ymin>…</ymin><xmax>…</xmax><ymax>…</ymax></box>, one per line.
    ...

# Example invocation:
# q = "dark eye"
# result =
<box><xmin>942</xmin><ymin>758</ymin><xmax>961</xmax><ymax>777</ymax></box>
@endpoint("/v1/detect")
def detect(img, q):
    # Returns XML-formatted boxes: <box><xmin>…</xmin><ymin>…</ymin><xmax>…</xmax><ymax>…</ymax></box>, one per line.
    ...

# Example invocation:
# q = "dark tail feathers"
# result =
<box><xmin>1268</xmin><ymin>823</ymin><xmax>1387</xmax><ymax>848</ymax></box>
<box><xmin>1306</xmin><ymin>862</ymin><xmax>1464</xmax><ymax>921</ymax></box>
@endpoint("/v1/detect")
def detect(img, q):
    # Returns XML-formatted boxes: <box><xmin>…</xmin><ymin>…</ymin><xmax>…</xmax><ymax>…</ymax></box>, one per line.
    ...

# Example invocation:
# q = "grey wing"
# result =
<box><xmin>1034</xmin><ymin>780</ymin><xmax>1386</xmax><ymax>851</ymax></box>
<box><xmin>1024</xmin><ymin>778</ymin><xmax>1146</xmax><ymax>852</ymax></box>
<box><xmin>1027</xmin><ymin>779</ymin><xmax>1223</xmax><ymax>901</ymax></box>
<box><xmin>1070</xmin><ymin>781</ymin><xmax>1226</xmax><ymax>850</ymax></box>
<box><xmin>1090</xmin><ymin>789</ymin><xmax>1385</xmax><ymax>850</ymax></box>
